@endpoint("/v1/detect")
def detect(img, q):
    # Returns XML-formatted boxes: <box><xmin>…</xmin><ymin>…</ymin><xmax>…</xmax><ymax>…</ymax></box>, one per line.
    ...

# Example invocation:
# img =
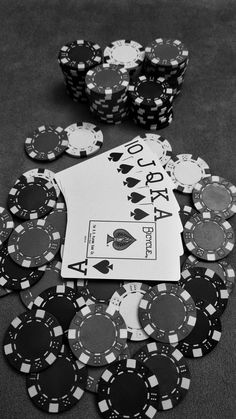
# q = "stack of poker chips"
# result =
<box><xmin>103</xmin><ymin>39</ymin><xmax>145</xmax><ymax>82</ymax></box>
<box><xmin>58</xmin><ymin>40</ymin><xmax>103</xmax><ymax>103</ymax></box>
<box><xmin>128</xmin><ymin>75</ymin><xmax>174</xmax><ymax>130</ymax></box>
<box><xmin>143</xmin><ymin>38</ymin><xmax>189</xmax><ymax>97</ymax></box>
<box><xmin>85</xmin><ymin>63</ymin><xmax>130</xmax><ymax>124</ymax></box>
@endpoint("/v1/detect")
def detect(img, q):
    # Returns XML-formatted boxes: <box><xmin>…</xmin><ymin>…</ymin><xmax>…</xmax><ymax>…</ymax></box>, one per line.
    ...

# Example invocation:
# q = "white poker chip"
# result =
<box><xmin>65</xmin><ymin>122</ymin><xmax>103</xmax><ymax>158</ymax></box>
<box><xmin>20</xmin><ymin>168</ymin><xmax>60</xmax><ymax>197</ymax></box>
<box><xmin>104</xmin><ymin>39</ymin><xmax>145</xmax><ymax>70</ymax></box>
<box><xmin>165</xmin><ymin>154</ymin><xmax>211</xmax><ymax>193</ymax></box>
<box><xmin>138</xmin><ymin>133</ymin><xmax>173</xmax><ymax>166</ymax></box>
<box><xmin>109</xmin><ymin>282</ymin><xmax>151</xmax><ymax>341</ymax></box>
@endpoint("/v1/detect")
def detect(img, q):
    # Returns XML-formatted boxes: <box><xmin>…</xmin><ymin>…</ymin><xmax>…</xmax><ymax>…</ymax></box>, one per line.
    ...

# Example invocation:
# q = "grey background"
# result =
<box><xmin>0</xmin><ymin>0</ymin><xmax>236</xmax><ymax>418</ymax></box>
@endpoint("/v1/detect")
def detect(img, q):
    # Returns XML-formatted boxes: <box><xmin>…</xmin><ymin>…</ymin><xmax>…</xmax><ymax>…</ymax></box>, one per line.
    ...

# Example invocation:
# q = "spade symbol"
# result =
<box><xmin>108</xmin><ymin>152</ymin><xmax>123</xmax><ymax>162</ymax></box>
<box><xmin>107</xmin><ymin>228</ymin><xmax>136</xmax><ymax>251</ymax></box>
<box><xmin>123</xmin><ymin>177</ymin><xmax>141</xmax><ymax>188</ymax></box>
<box><xmin>93</xmin><ymin>260</ymin><xmax>113</xmax><ymax>274</ymax></box>
<box><xmin>131</xmin><ymin>208</ymin><xmax>149</xmax><ymax>220</ymax></box>
<box><xmin>128</xmin><ymin>192</ymin><xmax>146</xmax><ymax>203</ymax></box>
<box><xmin>117</xmin><ymin>164</ymin><xmax>134</xmax><ymax>174</ymax></box>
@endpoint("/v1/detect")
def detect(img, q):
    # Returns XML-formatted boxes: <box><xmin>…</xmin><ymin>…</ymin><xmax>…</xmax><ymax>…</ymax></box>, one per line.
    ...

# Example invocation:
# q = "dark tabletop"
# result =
<box><xmin>0</xmin><ymin>1</ymin><xmax>236</xmax><ymax>418</ymax></box>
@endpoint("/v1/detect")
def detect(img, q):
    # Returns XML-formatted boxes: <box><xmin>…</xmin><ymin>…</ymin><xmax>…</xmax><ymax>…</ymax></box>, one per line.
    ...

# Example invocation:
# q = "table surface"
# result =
<box><xmin>0</xmin><ymin>1</ymin><xmax>236</xmax><ymax>418</ymax></box>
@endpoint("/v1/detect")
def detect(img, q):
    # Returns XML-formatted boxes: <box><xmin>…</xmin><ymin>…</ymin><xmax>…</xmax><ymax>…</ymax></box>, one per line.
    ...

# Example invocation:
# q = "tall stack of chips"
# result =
<box><xmin>58</xmin><ymin>40</ymin><xmax>103</xmax><ymax>102</ymax></box>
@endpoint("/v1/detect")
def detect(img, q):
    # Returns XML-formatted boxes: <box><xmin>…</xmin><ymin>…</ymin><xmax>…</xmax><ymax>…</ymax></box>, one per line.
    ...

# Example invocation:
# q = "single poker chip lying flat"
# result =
<box><xmin>165</xmin><ymin>154</ymin><xmax>211</xmax><ymax>193</ymax></box>
<box><xmin>180</xmin><ymin>267</ymin><xmax>229</xmax><ymax>315</ymax></box>
<box><xmin>58</xmin><ymin>39</ymin><xmax>103</xmax><ymax>71</ymax></box>
<box><xmin>79</xmin><ymin>279</ymin><xmax>123</xmax><ymax>305</ymax></box>
<box><xmin>97</xmin><ymin>358</ymin><xmax>159</xmax><ymax>419</ymax></box>
<box><xmin>21</xmin><ymin>168</ymin><xmax>60</xmax><ymax>197</ymax></box>
<box><xmin>68</xmin><ymin>303</ymin><xmax>127</xmax><ymax>366</ymax></box>
<box><xmin>183</xmin><ymin>212</ymin><xmax>235</xmax><ymax>261</ymax></box>
<box><xmin>26</xmin><ymin>344</ymin><xmax>87</xmax><ymax>413</ymax></box>
<box><xmin>0</xmin><ymin>206</ymin><xmax>14</xmax><ymax>246</ymax></box>
<box><xmin>138</xmin><ymin>283</ymin><xmax>197</xmax><ymax>344</ymax></box>
<box><xmin>25</xmin><ymin>125</ymin><xmax>69</xmax><ymax>161</ymax></box>
<box><xmin>32</xmin><ymin>285</ymin><xmax>87</xmax><ymax>334</ymax></box>
<box><xmin>65</xmin><ymin>122</ymin><xmax>103</xmax><ymax>157</ymax></box>
<box><xmin>109</xmin><ymin>282</ymin><xmax>151</xmax><ymax>341</ymax></box>
<box><xmin>135</xmin><ymin>133</ymin><xmax>172</xmax><ymax>166</ymax></box>
<box><xmin>8</xmin><ymin>219</ymin><xmax>61</xmax><ymax>268</ymax></box>
<box><xmin>103</xmin><ymin>40</ymin><xmax>145</xmax><ymax>70</ymax></box>
<box><xmin>86</xmin><ymin>344</ymin><xmax>130</xmax><ymax>394</ymax></box>
<box><xmin>145</xmin><ymin>38</ymin><xmax>189</xmax><ymax>68</ymax></box>
<box><xmin>182</xmin><ymin>255</ymin><xmax>235</xmax><ymax>295</ymax></box>
<box><xmin>175</xmin><ymin>301</ymin><xmax>222</xmax><ymax>358</ymax></box>
<box><xmin>134</xmin><ymin>342</ymin><xmax>191</xmax><ymax>411</ymax></box>
<box><xmin>8</xmin><ymin>176</ymin><xmax>57</xmax><ymax>220</ymax></box>
<box><xmin>192</xmin><ymin>175</ymin><xmax>236</xmax><ymax>219</ymax></box>
<box><xmin>0</xmin><ymin>243</ymin><xmax>46</xmax><ymax>291</ymax></box>
<box><xmin>3</xmin><ymin>309</ymin><xmax>63</xmax><ymax>373</ymax></box>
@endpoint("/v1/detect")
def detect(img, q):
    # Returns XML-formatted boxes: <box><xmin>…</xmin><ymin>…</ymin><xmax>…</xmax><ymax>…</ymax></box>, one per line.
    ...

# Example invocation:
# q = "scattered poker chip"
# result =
<box><xmin>165</xmin><ymin>154</ymin><xmax>211</xmax><ymax>193</ymax></box>
<box><xmin>0</xmin><ymin>206</ymin><xmax>14</xmax><ymax>245</ymax></box>
<box><xmin>134</xmin><ymin>342</ymin><xmax>191</xmax><ymax>410</ymax></box>
<box><xmin>3</xmin><ymin>309</ymin><xmax>63</xmax><ymax>373</ymax></box>
<box><xmin>68</xmin><ymin>303</ymin><xmax>127</xmax><ymax>366</ymax></box>
<box><xmin>192</xmin><ymin>175</ymin><xmax>236</xmax><ymax>219</ymax></box>
<box><xmin>103</xmin><ymin>40</ymin><xmax>145</xmax><ymax>70</ymax></box>
<box><xmin>134</xmin><ymin>133</ymin><xmax>172</xmax><ymax>166</ymax></box>
<box><xmin>32</xmin><ymin>285</ymin><xmax>87</xmax><ymax>334</ymax></box>
<box><xmin>86</xmin><ymin>344</ymin><xmax>130</xmax><ymax>394</ymax></box>
<box><xmin>180</xmin><ymin>267</ymin><xmax>229</xmax><ymax>315</ymax></box>
<box><xmin>183</xmin><ymin>212</ymin><xmax>235</xmax><ymax>261</ymax></box>
<box><xmin>145</xmin><ymin>38</ymin><xmax>189</xmax><ymax>69</ymax></box>
<box><xmin>8</xmin><ymin>219</ymin><xmax>61</xmax><ymax>268</ymax></box>
<box><xmin>26</xmin><ymin>344</ymin><xmax>87</xmax><ymax>413</ymax></box>
<box><xmin>8</xmin><ymin>176</ymin><xmax>57</xmax><ymax>220</ymax></box>
<box><xmin>25</xmin><ymin>125</ymin><xmax>69</xmax><ymax>161</ymax></box>
<box><xmin>21</xmin><ymin>168</ymin><xmax>61</xmax><ymax>197</ymax></box>
<box><xmin>138</xmin><ymin>283</ymin><xmax>197</xmax><ymax>344</ymax></box>
<box><xmin>97</xmin><ymin>358</ymin><xmax>159</xmax><ymax>419</ymax></box>
<box><xmin>86</xmin><ymin>64</ymin><xmax>129</xmax><ymax>96</ymax></box>
<box><xmin>179</xmin><ymin>205</ymin><xmax>196</xmax><ymax>227</ymax></box>
<box><xmin>65</xmin><ymin>122</ymin><xmax>103</xmax><ymax>157</ymax></box>
<box><xmin>79</xmin><ymin>279</ymin><xmax>123</xmax><ymax>305</ymax></box>
<box><xmin>175</xmin><ymin>301</ymin><xmax>222</xmax><ymax>358</ymax></box>
<box><xmin>128</xmin><ymin>75</ymin><xmax>174</xmax><ymax>108</ymax></box>
<box><xmin>58</xmin><ymin>40</ymin><xmax>103</xmax><ymax>71</ymax></box>
<box><xmin>0</xmin><ymin>243</ymin><xmax>46</xmax><ymax>291</ymax></box>
<box><xmin>109</xmin><ymin>282</ymin><xmax>151</xmax><ymax>341</ymax></box>
<box><xmin>182</xmin><ymin>255</ymin><xmax>235</xmax><ymax>295</ymax></box>
<box><xmin>44</xmin><ymin>202</ymin><xmax>67</xmax><ymax>243</ymax></box>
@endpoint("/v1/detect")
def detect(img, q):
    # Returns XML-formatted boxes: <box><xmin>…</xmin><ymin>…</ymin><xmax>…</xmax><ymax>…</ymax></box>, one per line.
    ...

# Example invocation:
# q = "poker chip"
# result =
<box><xmin>182</xmin><ymin>255</ymin><xmax>235</xmax><ymax>295</ymax></box>
<box><xmin>128</xmin><ymin>75</ymin><xmax>174</xmax><ymax>107</ymax></box>
<box><xmin>0</xmin><ymin>206</ymin><xmax>14</xmax><ymax>246</ymax></box>
<box><xmin>65</xmin><ymin>122</ymin><xmax>103</xmax><ymax>157</ymax></box>
<box><xmin>68</xmin><ymin>303</ymin><xmax>127</xmax><ymax>366</ymax></box>
<box><xmin>133</xmin><ymin>111</ymin><xmax>173</xmax><ymax>130</ymax></box>
<box><xmin>79</xmin><ymin>279</ymin><xmax>123</xmax><ymax>305</ymax></box>
<box><xmin>21</xmin><ymin>168</ymin><xmax>60</xmax><ymax>197</ymax></box>
<box><xmin>25</xmin><ymin>125</ymin><xmax>69</xmax><ymax>161</ymax></box>
<box><xmin>138</xmin><ymin>283</ymin><xmax>197</xmax><ymax>344</ymax></box>
<box><xmin>86</xmin><ymin>64</ymin><xmax>129</xmax><ymax>96</ymax></box>
<box><xmin>175</xmin><ymin>301</ymin><xmax>222</xmax><ymax>358</ymax></box>
<box><xmin>97</xmin><ymin>358</ymin><xmax>159</xmax><ymax>419</ymax></box>
<box><xmin>8</xmin><ymin>219</ymin><xmax>61</xmax><ymax>267</ymax></box>
<box><xmin>180</xmin><ymin>267</ymin><xmax>229</xmax><ymax>314</ymax></box>
<box><xmin>145</xmin><ymin>38</ymin><xmax>189</xmax><ymax>69</ymax></box>
<box><xmin>0</xmin><ymin>243</ymin><xmax>46</xmax><ymax>291</ymax></box>
<box><xmin>3</xmin><ymin>309</ymin><xmax>63</xmax><ymax>373</ymax></box>
<box><xmin>183</xmin><ymin>212</ymin><xmax>235</xmax><ymax>261</ymax></box>
<box><xmin>134</xmin><ymin>342</ymin><xmax>191</xmax><ymax>410</ymax></box>
<box><xmin>179</xmin><ymin>205</ymin><xmax>196</xmax><ymax>227</ymax></box>
<box><xmin>58</xmin><ymin>39</ymin><xmax>103</xmax><ymax>71</ymax></box>
<box><xmin>192</xmin><ymin>175</ymin><xmax>236</xmax><ymax>219</ymax></box>
<box><xmin>109</xmin><ymin>282</ymin><xmax>151</xmax><ymax>341</ymax></box>
<box><xmin>86</xmin><ymin>344</ymin><xmax>130</xmax><ymax>394</ymax></box>
<box><xmin>8</xmin><ymin>176</ymin><xmax>57</xmax><ymax>220</ymax></box>
<box><xmin>32</xmin><ymin>285</ymin><xmax>87</xmax><ymax>334</ymax></box>
<box><xmin>165</xmin><ymin>154</ymin><xmax>211</xmax><ymax>193</ymax></box>
<box><xmin>136</xmin><ymin>133</ymin><xmax>173</xmax><ymax>166</ymax></box>
<box><xmin>44</xmin><ymin>202</ymin><xmax>67</xmax><ymax>243</ymax></box>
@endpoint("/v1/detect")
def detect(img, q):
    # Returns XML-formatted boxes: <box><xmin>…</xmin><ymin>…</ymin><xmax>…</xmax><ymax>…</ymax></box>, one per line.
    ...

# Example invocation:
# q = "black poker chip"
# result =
<box><xmin>0</xmin><ymin>243</ymin><xmax>46</xmax><ymax>291</ymax></box>
<box><xmin>8</xmin><ymin>176</ymin><xmax>57</xmax><ymax>220</ymax></box>
<box><xmin>3</xmin><ymin>309</ymin><xmax>63</xmax><ymax>373</ymax></box>
<box><xmin>180</xmin><ymin>267</ymin><xmax>229</xmax><ymax>315</ymax></box>
<box><xmin>0</xmin><ymin>206</ymin><xmax>14</xmax><ymax>246</ymax></box>
<box><xmin>26</xmin><ymin>344</ymin><xmax>87</xmax><ymax>413</ymax></box>
<box><xmin>79</xmin><ymin>279</ymin><xmax>123</xmax><ymax>305</ymax></box>
<box><xmin>176</xmin><ymin>300</ymin><xmax>222</xmax><ymax>358</ymax></box>
<box><xmin>97</xmin><ymin>358</ymin><xmax>159</xmax><ymax>418</ymax></box>
<box><xmin>32</xmin><ymin>285</ymin><xmax>87</xmax><ymax>334</ymax></box>
<box><xmin>25</xmin><ymin>125</ymin><xmax>69</xmax><ymax>161</ymax></box>
<box><xmin>134</xmin><ymin>342</ymin><xmax>191</xmax><ymax>410</ymax></box>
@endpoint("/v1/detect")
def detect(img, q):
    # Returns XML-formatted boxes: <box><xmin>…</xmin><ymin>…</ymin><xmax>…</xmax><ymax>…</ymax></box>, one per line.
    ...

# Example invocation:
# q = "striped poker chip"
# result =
<box><xmin>68</xmin><ymin>303</ymin><xmax>127</xmax><ymax>366</ymax></box>
<box><xmin>192</xmin><ymin>175</ymin><xmax>236</xmax><ymax>219</ymax></box>
<box><xmin>104</xmin><ymin>39</ymin><xmax>145</xmax><ymax>70</ymax></box>
<box><xmin>85</xmin><ymin>64</ymin><xmax>129</xmax><ymax>96</ymax></box>
<box><xmin>25</xmin><ymin>125</ymin><xmax>69</xmax><ymax>161</ymax></box>
<box><xmin>0</xmin><ymin>206</ymin><xmax>14</xmax><ymax>246</ymax></box>
<box><xmin>136</xmin><ymin>133</ymin><xmax>173</xmax><ymax>166</ymax></box>
<box><xmin>145</xmin><ymin>38</ymin><xmax>189</xmax><ymax>68</ymax></box>
<box><xmin>21</xmin><ymin>168</ymin><xmax>61</xmax><ymax>197</ymax></box>
<box><xmin>65</xmin><ymin>122</ymin><xmax>103</xmax><ymax>157</ymax></box>
<box><xmin>3</xmin><ymin>309</ymin><xmax>63</xmax><ymax>373</ymax></box>
<box><xmin>183</xmin><ymin>212</ymin><xmax>235</xmax><ymax>261</ymax></box>
<box><xmin>109</xmin><ymin>282</ymin><xmax>151</xmax><ymax>341</ymax></box>
<box><xmin>165</xmin><ymin>154</ymin><xmax>211</xmax><ymax>193</ymax></box>
<box><xmin>138</xmin><ymin>283</ymin><xmax>197</xmax><ymax>344</ymax></box>
<box><xmin>58</xmin><ymin>40</ymin><xmax>103</xmax><ymax>71</ymax></box>
<box><xmin>128</xmin><ymin>75</ymin><xmax>174</xmax><ymax>108</ymax></box>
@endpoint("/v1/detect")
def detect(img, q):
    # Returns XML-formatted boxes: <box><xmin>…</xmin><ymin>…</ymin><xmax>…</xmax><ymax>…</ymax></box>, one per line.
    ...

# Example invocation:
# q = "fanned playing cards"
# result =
<box><xmin>56</xmin><ymin>137</ymin><xmax>183</xmax><ymax>281</ymax></box>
